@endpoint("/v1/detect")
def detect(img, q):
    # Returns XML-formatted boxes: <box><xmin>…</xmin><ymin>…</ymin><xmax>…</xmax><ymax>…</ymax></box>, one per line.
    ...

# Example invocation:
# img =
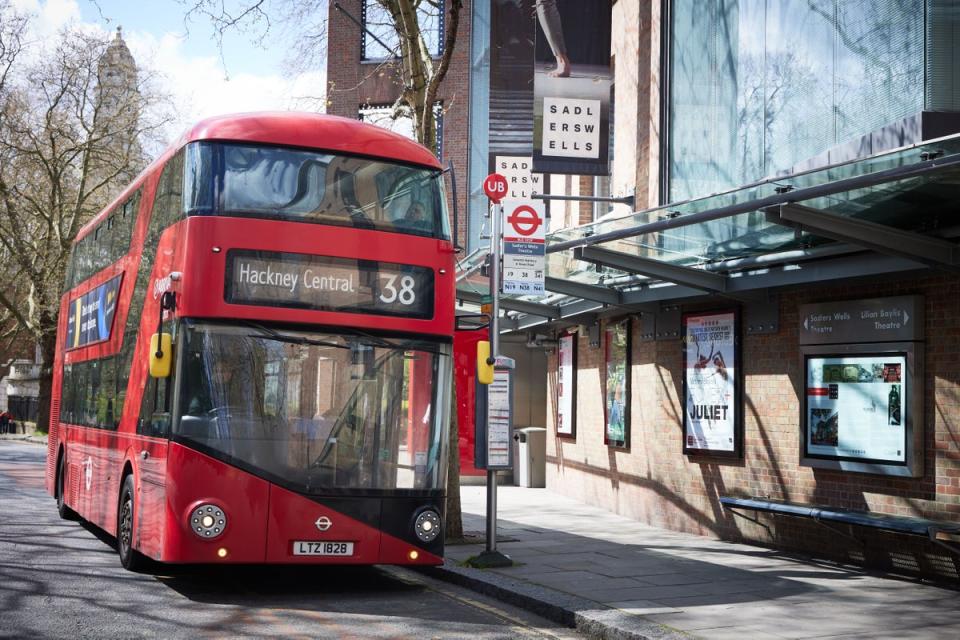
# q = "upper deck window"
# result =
<box><xmin>186</xmin><ymin>142</ymin><xmax>450</xmax><ymax>241</ymax></box>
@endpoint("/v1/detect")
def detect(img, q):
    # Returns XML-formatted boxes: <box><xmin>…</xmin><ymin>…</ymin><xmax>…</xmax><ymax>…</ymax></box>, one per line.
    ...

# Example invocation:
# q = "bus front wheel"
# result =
<box><xmin>117</xmin><ymin>475</ymin><xmax>148</xmax><ymax>571</ymax></box>
<box><xmin>56</xmin><ymin>454</ymin><xmax>78</xmax><ymax>521</ymax></box>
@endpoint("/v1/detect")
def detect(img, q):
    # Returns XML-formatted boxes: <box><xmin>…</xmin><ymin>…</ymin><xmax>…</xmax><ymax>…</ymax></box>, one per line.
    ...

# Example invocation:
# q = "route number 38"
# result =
<box><xmin>379</xmin><ymin>275</ymin><xmax>417</xmax><ymax>305</ymax></box>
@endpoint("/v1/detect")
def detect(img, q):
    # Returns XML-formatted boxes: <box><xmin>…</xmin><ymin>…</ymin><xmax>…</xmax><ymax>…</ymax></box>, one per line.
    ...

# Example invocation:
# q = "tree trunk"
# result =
<box><xmin>35</xmin><ymin>330</ymin><xmax>56</xmax><ymax>434</ymax></box>
<box><xmin>445</xmin><ymin>383</ymin><xmax>463</xmax><ymax>541</ymax></box>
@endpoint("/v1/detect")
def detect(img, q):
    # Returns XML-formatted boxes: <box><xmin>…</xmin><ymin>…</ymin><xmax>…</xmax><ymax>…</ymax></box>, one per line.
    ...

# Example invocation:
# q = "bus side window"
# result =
<box><xmin>61</xmin><ymin>364</ymin><xmax>75</xmax><ymax>424</ymax></box>
<box><xmin>112</xmin><ymin>190</ymin><xmax>138</xmax><ymax>261</ymax></box>
<box><xmin>64</xmin><ymin>245</ymin><xmax>77</xmax><ymax>291</ymax></box>
<box><xmin>99</xmin><ymin>356</ymin><xmax>119</xmax><ymax>430</ymax></box>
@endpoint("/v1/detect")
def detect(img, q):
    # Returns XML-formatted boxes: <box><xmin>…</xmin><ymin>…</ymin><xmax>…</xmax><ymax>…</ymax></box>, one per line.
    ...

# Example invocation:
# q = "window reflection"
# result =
<box><xmin>211</xmin><ymin>143</ymin><xmax>449</xmax><ymax>240</ymax></box>
<box><xmin>669</xmin><ymin>0</ymin><xmax>924</xmax><ymax>203</ymax></box>
<box><xmin>176</xmin><ymin>323</ymin><xmax>450</xmax><ymax>492</ymax></box>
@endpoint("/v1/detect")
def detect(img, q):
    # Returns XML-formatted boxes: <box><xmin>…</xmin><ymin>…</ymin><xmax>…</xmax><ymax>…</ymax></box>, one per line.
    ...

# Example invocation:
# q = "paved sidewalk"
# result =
<box><xmin>429</xmin><ymin>486</ymin><xmax>960</xmax><ymax>640</ymax></box>
<box><xmin>0</xmin><ymin>433</ymin><xmax>47</xmax><ymax>445</ymax></box>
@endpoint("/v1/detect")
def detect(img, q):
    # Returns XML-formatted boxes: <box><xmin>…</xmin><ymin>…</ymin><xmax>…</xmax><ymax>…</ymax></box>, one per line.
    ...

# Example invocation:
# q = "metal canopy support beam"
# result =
<box><xmin>510</xmin><ymin>250</ymin><xmax>927</xmax><ymax>332</ymax></box>
<box><xmin>544</xmin><ymin>277</ymin><xmax>622</xmax><ymax>305</ymax></box>
<box><xmin>575</xmin><ymin>246</ymin><xmax>728</xmax><ymax>292</ymax></box>
<box><xmin>547</xmin><ymin>149</ymin><xmax>960</xmax><ymax>254</ymax></box>
<box><xmin>456</xmin><ymin>289</ymin><xmax>561</xmax><ymax>319</ymax></box>
<box><xmin>510</xmin><ymin>298</ymin><xmax>604</xmax><ymax>332</ymax></box>
<box><xmin>772</xmin><ymin>203</ymin><xmax>960</xmax><ymax>269</ymax></box>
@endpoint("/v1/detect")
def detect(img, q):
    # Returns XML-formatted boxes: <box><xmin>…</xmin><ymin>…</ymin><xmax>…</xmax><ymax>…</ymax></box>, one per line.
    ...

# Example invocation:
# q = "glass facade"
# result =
<box><xmin>669</xmin><ymin>0</ymin><xmax>925</xmax><ymax>202</ymax></box>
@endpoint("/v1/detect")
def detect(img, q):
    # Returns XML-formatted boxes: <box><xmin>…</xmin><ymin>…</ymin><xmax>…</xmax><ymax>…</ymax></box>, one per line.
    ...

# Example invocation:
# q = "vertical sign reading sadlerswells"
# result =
<box><xmin>532</xmin><ymin>0</ymin><xmax>612</xmax><ymax>175</ymax></box>
<box><xmin>683</xmin><ymin>311</ymin><xmax>741</xmax><ymax>456</ymax></box>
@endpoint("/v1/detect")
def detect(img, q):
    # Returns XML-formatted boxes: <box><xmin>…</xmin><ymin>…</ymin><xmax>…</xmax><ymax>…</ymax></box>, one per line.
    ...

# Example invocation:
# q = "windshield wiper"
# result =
<box><xmin>242</xmin><ymin>321</ymin><xmax>446</xmax><ymax>356</ymax></box>
<box><xmin>243</xmin><ymin>321</ymin><xmax>350</xmax><ymax>350</ymax></box>
<box><xmin>346</xmin><ymin>327</ymin><xmax>448</xmax><ymax>357</ymax></box>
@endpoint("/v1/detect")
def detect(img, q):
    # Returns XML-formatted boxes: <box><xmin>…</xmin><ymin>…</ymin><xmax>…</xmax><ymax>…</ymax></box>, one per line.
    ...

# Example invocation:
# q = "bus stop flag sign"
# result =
<box><xmin>502</xmin><ymin>200</ymin><xmax>546</xmax><ymax>295</ymax></box>
<box><xmin>484</xmin><ymin>173</ymin><xmax>509</xmax><ymax>203</ymax></box>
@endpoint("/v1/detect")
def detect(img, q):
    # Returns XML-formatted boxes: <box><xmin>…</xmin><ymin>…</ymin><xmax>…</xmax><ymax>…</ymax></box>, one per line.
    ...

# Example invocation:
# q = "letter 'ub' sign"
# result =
<box><xmin>532</xmin><ymin>0</ymin><xmax>612</xmax><ymax>175</ymax></box>
<box><xmin>683</xmin><ymin>310</ymin><xmax>741</xmax><ymax>457</ymax></box>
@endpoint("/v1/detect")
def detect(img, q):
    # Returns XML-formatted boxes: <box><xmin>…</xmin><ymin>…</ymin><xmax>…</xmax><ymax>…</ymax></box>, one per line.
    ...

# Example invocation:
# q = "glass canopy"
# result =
<box><xmin>457</xmin><ymin>132</ymin><xmax>960</xmax><ymax>320</ymax></box>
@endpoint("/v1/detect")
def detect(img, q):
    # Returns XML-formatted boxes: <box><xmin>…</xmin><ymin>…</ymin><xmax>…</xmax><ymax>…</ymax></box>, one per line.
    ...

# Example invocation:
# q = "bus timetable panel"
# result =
<box><xmin>225</xmin><ymin>250</ymin><xmax>435</xmax><ymax>319</ymax></box>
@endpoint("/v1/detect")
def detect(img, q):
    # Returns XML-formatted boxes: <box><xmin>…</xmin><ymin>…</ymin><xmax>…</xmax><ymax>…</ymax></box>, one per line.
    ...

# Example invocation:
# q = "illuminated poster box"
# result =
<box><xmin>799</xmin><ymin>296</ymin><xmax>923</xmax><ymax>477</ymax></box>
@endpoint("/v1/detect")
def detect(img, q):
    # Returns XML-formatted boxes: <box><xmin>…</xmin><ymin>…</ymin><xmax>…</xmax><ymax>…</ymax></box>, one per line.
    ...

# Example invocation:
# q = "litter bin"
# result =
<box><xmin>515</xmin><ymin>427</ymin><xmax>546</xmax><ymax>488</ymax></box>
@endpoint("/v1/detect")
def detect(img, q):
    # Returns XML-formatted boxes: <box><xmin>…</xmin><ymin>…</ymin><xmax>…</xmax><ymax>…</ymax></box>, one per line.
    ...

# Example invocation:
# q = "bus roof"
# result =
<box><xmin>76</xmin><ymin>112</ymin><xmax>443</xmax><ymax>242</ymax></box>
<box><xmin>182</xmin><ymin>112</ymin><xmax>444</xmax><ymax>170</ymax></box>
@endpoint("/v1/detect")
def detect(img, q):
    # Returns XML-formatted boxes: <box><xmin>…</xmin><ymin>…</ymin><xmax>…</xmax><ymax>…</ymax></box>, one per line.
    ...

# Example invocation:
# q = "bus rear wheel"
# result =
<box><xmin>117</xmin><ymin>475</ymin><xmax>148</xmax><ymax>571</ymax></box>
<box><xmin>56</xmin><ymin>454</ymin><xmax>78</xmax><ymax>521</ymax></box>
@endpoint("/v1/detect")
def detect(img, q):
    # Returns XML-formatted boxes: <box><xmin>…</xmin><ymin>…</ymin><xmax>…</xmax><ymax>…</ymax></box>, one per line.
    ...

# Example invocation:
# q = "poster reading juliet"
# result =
<box><xmin>684</xmin><ymin>311</ymin><xmax>737</xmax><ymax>453</ymax></box>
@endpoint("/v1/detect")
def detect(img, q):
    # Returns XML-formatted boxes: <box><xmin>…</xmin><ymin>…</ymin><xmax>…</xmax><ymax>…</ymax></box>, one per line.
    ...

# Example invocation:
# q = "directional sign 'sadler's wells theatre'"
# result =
<box><xmin>799</xmin><ymin>296</ymin><xmax>924</xmax><ymax>477</ymax></box>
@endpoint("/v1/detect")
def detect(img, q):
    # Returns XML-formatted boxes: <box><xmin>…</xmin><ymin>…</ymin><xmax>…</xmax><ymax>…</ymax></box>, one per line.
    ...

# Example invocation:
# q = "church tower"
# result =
<box><xmin>95</xmin><ymin>27</ymin><xmax>142</xmax><ymax>183</ymax></box>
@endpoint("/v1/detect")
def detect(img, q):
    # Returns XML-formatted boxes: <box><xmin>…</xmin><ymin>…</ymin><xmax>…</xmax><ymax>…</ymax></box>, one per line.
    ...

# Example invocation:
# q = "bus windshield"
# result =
<box><xmin>175</xmin><ymin>322</ymin><xmax>450</xmax><ymax>492</ymax></box>
<box><xmin>185</xmin><ymin>142</ymin><xmax>451</xmax><ymax>240</ymax></box>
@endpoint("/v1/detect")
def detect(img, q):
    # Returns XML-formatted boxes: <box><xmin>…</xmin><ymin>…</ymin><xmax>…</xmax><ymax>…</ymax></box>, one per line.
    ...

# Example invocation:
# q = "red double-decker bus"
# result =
<box><xmin>46</xmin><ymin>113</ymin><xmax>456</xmax><ymax>570</ymax></box>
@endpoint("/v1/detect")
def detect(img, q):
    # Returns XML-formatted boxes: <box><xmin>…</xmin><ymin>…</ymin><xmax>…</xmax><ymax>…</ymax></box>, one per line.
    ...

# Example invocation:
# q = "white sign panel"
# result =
<box><xmin>805</xmin><ymin>355</ymin><xmax>907</xmax><ymax>463</ymax></box>
<box><xmin>502</xmin><ymin>199</ymin><xmax>546</xmax><ymax>295</ymax></box>
<box><xmin>542</xmin><ymin>98</ymin><xmax>601</xmax><ymax>158</ymax></box>
<box><xmin>495</xmin><ymin>156</ymin><xmax>544</xmax><ymax>200</ymax></box>
<box><xmin>487</xmin><ymin>369</ymin><xmax>512</xmax><ymax>467</ymax></box>
<box><xmin>557</xmin><ymin>334</ymin><xmax>575</xmax><ymax>437</ymax></box>
<box><xmin>684</xmin><ymin>312</ymin><xmax>737</xmax><ymax>453</ymax></box>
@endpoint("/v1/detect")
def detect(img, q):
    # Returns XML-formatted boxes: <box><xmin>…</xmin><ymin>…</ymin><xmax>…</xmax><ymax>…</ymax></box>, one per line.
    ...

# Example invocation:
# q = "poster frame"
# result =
<box><xmin>556</xmin><ymin>331</ymin><xmax>577</xmax><ymax>440</ymax></box>
<box><xmin>799</xmin><ymin>342</ymin><xmax>923</xmax><ymax>477</ymax></box>
<box><xmin>473</xmin><ymin>369</ymin><xmax>515</xmax><ymax>471</ymax></box>
<box><xmin>531</xmin><ymin>0</ymin><xmax>613</xmax><ymax>176</ymax></box>
<box><xmin>682</xmin><ymin>308</ymin><xmax>743</xmax><ymax>458</ymax></box>
<box><xmin>603</xmin><ymin>318</ymin><xmax>631</xmax><ymax>449</ymax></box>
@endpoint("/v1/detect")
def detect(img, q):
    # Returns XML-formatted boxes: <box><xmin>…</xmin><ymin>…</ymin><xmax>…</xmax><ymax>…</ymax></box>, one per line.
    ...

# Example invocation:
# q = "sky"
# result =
<box><xmin>11</xmin><ymin>0</ymin><xmax>327</xmax><ymax>146</ymax></box>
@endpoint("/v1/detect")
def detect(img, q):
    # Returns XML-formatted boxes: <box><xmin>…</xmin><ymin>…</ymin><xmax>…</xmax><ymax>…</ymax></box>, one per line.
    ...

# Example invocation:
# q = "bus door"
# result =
<box><xmin>134</xmin><ymin>319</ymin><xmax>176</xmax><ymax>559</ymax></box>
<box><xmin>407</xmin><ymin>350</ymin><xmax>433</xmax><ymax>486</ymax></box>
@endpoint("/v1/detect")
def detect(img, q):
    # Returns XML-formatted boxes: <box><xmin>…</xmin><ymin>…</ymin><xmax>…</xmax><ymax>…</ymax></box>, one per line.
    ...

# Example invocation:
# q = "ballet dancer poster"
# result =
<box><xmin>532</xmin><ymin>0</ymin><xmax>612</xmax><ymax>175</ymax></box>
<box><xmin>683</xmin><ymin>310</ymin><xmax>743</xmax><ymax>457</ymax></box>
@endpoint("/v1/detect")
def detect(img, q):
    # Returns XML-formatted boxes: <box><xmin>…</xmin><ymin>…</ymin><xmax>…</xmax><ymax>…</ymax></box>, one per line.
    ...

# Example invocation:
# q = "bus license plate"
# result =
<box><xmin>293</xmin><ymin>541</ymin><xmax>354</xmax><ymax>556</ymax></box>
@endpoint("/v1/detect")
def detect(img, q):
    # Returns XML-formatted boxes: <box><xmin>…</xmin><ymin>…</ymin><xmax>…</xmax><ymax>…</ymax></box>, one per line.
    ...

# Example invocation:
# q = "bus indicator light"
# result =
<box><xmin>217</xmin><ymin>548</ymin><xmax>228</xmax><ymax>558</ymax></box>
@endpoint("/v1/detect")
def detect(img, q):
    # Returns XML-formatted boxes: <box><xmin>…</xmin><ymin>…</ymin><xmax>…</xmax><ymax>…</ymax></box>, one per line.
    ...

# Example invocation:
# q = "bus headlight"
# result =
<box><xmin>190</xmin><ymin>503</ymin><xmax>227</xmax><ymax>539</ymax></box>
<box><xmin>414</xmin><ymin>509</ymin><xmax>441</xmax><ymax>543</ymax></box>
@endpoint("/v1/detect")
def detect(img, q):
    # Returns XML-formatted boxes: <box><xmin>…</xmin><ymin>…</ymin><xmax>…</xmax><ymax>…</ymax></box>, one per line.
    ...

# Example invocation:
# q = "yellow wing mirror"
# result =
<box><xmin>476</xmin><ymin>340</ymin><xmax>494</xmax><ymax>385</ymax></box>
<box><xmin>149</xmin><ymin>333</ymin><xmax>172</xmax><ymax>378</ymax></box>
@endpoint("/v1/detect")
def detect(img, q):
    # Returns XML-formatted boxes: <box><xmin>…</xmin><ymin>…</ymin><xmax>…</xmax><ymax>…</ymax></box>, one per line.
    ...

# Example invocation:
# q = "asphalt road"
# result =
<box><xmin>0</xmin><ymin>440</ymin><xmax>581</xmax><ymax>640</ymax></box>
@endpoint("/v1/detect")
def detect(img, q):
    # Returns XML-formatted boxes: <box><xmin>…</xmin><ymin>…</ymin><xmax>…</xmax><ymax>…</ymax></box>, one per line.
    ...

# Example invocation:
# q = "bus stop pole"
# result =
<box><xmin>486</xmin><ymin>200</ymin><xmax>501</xmax><ymax>554</ymax></box>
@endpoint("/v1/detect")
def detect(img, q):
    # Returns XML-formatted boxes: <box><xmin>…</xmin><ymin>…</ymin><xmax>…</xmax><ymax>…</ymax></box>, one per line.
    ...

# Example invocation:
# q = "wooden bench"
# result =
<box><xmin>719</xmin><ymin>496</ymin><xmax>960</xmax><ymax>555</ymax></box>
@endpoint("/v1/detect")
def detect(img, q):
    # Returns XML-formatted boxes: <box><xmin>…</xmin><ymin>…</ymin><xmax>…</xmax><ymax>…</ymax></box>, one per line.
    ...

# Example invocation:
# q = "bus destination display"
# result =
<box><xmin>805</xmin><ymin>354</ymin><xmax>907</xmax><ymax>463</ymax></box>
<box><xmin>226</xmin><ymin>250</ymin><xmax>434</xmax><ymax>319</ymax></box>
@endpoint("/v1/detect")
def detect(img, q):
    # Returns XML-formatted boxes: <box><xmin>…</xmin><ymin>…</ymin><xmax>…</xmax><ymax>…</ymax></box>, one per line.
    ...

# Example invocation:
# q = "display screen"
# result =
<box><xmin>65</xmin><ymin>274</ymin><xmax>122</xmax><ymax>350</ymax></box>
<box><xmin>805</xmin><ymin>354</ymin><xmax>907</xmax><ymax>464</ymax></box>
<box><xmin>225</xmin><ymin>250</ymin><xmax>434</xmax><ymax>319</ymax></box>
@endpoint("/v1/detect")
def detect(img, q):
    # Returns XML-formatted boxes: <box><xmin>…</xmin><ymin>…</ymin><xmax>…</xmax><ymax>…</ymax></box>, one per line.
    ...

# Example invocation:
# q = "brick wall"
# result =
<box><xmin>545</xmin><ymin>273</ymin><xmax>960</xmax><ymax>581</ymax></box>
<box><xmin>326</xmin><ymin>0</ymin><xmax>472</xmax><ymax>247</ymax></box>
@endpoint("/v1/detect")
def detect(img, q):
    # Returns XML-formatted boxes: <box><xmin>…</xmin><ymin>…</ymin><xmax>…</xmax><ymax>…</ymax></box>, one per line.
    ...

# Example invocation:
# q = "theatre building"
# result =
<box><xmin>456</xmin><ymin>0</ymin><xmax>960</xmax><ymax>582</ymax></box>
<box><xmin>324</xmin><ymin>0</ymin><xmax>960</xmax><ymax>580</ymax></box>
